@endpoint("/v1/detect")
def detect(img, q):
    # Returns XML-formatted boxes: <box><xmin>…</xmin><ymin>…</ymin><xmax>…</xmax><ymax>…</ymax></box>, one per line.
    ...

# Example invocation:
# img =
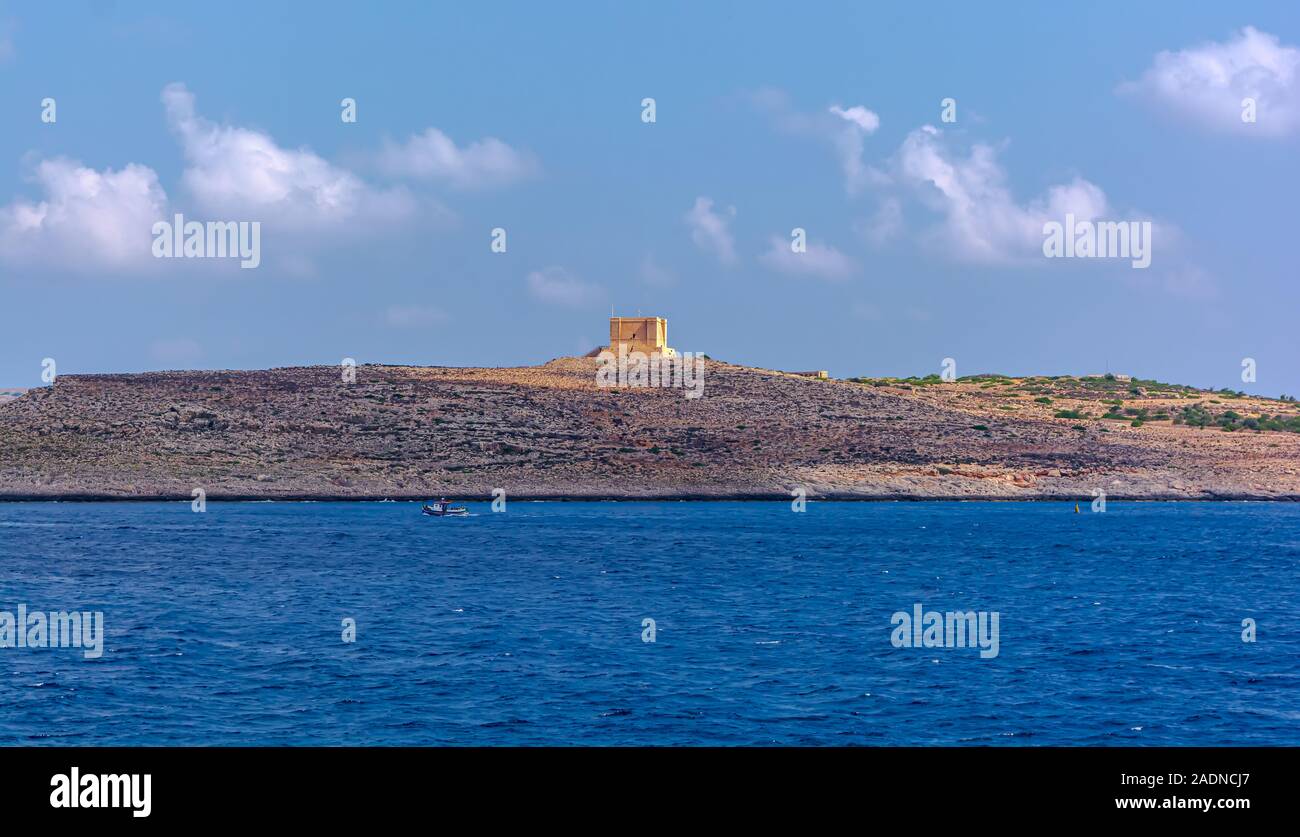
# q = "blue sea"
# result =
<box><xmin>1</xmin><ymin>501</ymin><xmax>1297</xmax><ymax>746</ymax></box>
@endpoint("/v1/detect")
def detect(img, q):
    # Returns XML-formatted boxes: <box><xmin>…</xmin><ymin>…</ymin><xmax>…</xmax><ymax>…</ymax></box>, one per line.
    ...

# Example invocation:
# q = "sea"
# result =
<box><xmin>1</xmin><ymin>500</ymin><xmax>1296</xmax><ymax>746</ymax></box>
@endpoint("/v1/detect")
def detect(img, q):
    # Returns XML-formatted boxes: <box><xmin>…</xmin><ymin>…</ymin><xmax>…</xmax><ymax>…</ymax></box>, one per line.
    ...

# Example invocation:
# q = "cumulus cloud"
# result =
<box><xmin>759</xmin><ymin>235</ymin><xmax>856</xmax><ymax>280</ymax></box>
<box><xmin>1119</xmin><ymin>27</ymin><xmax>1300</xmax><ymax>137</ymax></box>
<box><xmin>829</xmin><ymin>104</ymin><xmax>880</xmax><ymax>134</ymax></box>
<box><xmin>753</xmin><ymin>91</ymin><xmax>1200</xmax><ymax>289</ymax></box>
<box><xmin>162</xmin><ymin>82</ymin><xmax>414</xmax><ymax>228</ymax></box>
<box><xmin>684</xmin><ymin>196</ymin><xmax>737</xmax><ymax>265</ymax></box>
<box><xmin>526</xmin><ymin>266</ymin><xmax>601</xmax><ymax>308</ymax></box>
<box><xmin>827</xmin><ymin>104</ymin><xmax>882</xmax><ymax>192</ymax></box>
<box><xmin>883</xmin><ymin>125</ymin><xmax>1206</xmax><ymax>289</ymax></box>
<box><xmin>894</xmin><ymin>125</ymin><xmax>1113</xmax><ymax>264</ymax></box>
<box><xmin>377</xmin><ymin>128</ymin><xmax>537</xmax><ymax>188</ymax></box>
<box><xmin>0</xmin><ymin>84</ymin><xmax>525</xmax><ymax>275</ymax></box>
<box><xmin>752</xmin><ymin>89</ymin><xmax>883</xmax><ymax>193</ymax></box>
<box><xmin>0</xmin><ymin>157</ymin><xmax>168</xmax><ymax>270</ymax></box>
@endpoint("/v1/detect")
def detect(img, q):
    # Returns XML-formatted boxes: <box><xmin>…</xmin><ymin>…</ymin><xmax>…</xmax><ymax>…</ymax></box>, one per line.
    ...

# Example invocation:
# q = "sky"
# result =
<box><xmin>0</xmin><ymin>1</ymin><xmax>1297</xmax><ymax>395</ymax></box>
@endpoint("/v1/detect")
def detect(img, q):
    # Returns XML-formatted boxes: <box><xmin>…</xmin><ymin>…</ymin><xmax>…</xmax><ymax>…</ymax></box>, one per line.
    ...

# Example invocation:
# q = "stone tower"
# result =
<box><xmin>609</xmin><ymin>316</ymin><xmax>676</xmax><ymax>357</ymax></box>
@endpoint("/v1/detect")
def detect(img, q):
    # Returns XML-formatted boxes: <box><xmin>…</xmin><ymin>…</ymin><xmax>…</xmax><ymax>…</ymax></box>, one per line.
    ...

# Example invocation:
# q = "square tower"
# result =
<box><xmin>609</xmin><ymin>316</ymin><xmax>676</xmax><ymax>357</ymax></box>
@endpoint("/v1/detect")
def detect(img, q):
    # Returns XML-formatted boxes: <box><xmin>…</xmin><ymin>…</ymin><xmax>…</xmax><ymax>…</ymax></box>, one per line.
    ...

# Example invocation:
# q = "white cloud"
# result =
<box><xmin>151</xmin><ymin>83</ymin><xmax>468</xmax><ymax>253</ymax></box>
<box><xmin>829</xmin><ymin>104</ymin><xmax>880</xmax><ymax>134</ymax></box>
<box><xmin>1119</xmin><ymin>27</ymin><xmax>1300</xmax><ymax>137</ymax></box>
<box><xmin>829</xmin><ymin>105</ymin><xmax>882</xmax><ymax>193</ymax></box>
<box><xmin>895</xmin><ymin>125</ymin><xmax>1113</xmax><ymax>264</ymax></box>
<box><xmin>759</xmin><ymin>235</ymin><xmax>855</xmax><ymax>280</ymax></box>
<box><xmin>0</xmin><ymin>157</ymin><xmax>168</xmax><ymax>270</ymax></box>
<box><xmin>752</xmin><ymin>89</ymin><xmax>884</xmax><ymax>193</ymax></box>
<box><xmin>526</xmin><ymin>266</ymin><xmax>601</xmax><ymax>308</ymax></box>
<box><xmin>890</xmin><ymin>126</ymin><xmax>1204</xmax><ymax>288</ymax></box>
<box><xmin>378</xmin><ymin>128</ymin><xmax>537</xmax><ymax>188</ymax></box>
<box><xmin>162</xmin><ymin>82</ymin><xmax>415</xmax><ymax>228</ymax></box>
<box><xmin>0</xmin><ymin>83</ymin><xmax>451</xmax><ymax>275</ymax></box>
<box><xmin>684</xmin><ymin>196</ymin><xmax>737</xmax><ymax>265</ymax></box>
<box><xmin>385</xmin><ymin>304</ymin><xmax>448</xmax><ymax>328</ymax></box>
<box><xmin>763</xmin><ymin>90</ymin><xmax>1199</xmax><ymax>289</ymax></box>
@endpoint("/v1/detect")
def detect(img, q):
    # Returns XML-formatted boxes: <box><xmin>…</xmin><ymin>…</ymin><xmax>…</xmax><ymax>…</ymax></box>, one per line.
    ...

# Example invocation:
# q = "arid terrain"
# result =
<box><xmin>1</xmin><ymin>359</ymin><xmax>1298</xmax><ymax>500</ymax></box>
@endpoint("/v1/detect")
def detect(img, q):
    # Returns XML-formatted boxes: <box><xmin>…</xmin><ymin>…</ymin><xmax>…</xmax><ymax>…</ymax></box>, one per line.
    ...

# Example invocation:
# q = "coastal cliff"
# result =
<box><xmin>1</xmin><ymin>358</ymin><xmax>1298</xmax><ymax>500</ymax></box>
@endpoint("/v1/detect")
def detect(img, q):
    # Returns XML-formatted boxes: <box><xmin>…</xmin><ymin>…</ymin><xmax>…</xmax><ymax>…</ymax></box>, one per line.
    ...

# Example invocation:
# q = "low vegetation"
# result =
<box><xmin>846</xmin><ymin>371</ymin><xmax>1300</xmax><ymax>436</ymax></box>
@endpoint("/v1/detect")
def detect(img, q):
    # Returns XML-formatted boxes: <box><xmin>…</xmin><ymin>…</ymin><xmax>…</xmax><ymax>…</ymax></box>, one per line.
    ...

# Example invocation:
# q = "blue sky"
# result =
<box><xmin>1</xmin><ymin>1</ymin><xmax>1298</xmax><ymax>395</ymax></box>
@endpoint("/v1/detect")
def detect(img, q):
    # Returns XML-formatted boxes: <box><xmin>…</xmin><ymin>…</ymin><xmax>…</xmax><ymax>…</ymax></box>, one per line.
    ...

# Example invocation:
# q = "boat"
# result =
<box><xmin>422</xmin><ymin>498</ymin><xmax>469</xmax><ymax>517</ymax></box>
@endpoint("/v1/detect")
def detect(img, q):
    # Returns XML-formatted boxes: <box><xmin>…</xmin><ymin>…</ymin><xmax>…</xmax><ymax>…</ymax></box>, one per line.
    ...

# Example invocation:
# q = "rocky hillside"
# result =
<box><xmin>1</xmin><ymin>359</ymin><xmax>1298</xmax><ymax>500</ymax></box>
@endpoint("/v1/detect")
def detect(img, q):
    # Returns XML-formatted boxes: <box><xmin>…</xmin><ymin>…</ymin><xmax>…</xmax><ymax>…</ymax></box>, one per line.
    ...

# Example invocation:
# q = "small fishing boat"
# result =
<box><xmin>422</xmin><ymin>498</ymin><xmax>469</xmax><ymax>517</ymax></box>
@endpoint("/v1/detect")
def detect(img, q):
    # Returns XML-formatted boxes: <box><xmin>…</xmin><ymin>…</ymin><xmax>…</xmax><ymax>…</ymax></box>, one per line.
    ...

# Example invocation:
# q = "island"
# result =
<box><xmin>2</xmin><ymin>358</ymin><xmax>1297</xmax><ymax>501</ymax></box>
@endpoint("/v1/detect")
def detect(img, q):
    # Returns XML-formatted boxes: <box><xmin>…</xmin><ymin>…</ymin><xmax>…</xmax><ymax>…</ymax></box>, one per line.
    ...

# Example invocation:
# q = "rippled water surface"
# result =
<box><xmin>1</xmin><ymin>501</ymin><xmax>1297</xmax><ymax>745</ymax></box>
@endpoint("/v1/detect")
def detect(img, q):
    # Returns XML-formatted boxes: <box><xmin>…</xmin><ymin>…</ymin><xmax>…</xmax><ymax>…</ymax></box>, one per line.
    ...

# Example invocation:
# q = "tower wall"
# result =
<box><xmin>609</xmin><ymin>317</ymin><xmax>676</xmax><ymax>357</ymax></box>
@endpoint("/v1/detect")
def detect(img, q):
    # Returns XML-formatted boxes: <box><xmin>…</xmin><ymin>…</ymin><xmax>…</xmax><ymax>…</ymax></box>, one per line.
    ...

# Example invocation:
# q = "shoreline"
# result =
<box><xmin>2</xmin><ymin>492</ymin><xmax>1298</xmax><ymax>503</ymax></box>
